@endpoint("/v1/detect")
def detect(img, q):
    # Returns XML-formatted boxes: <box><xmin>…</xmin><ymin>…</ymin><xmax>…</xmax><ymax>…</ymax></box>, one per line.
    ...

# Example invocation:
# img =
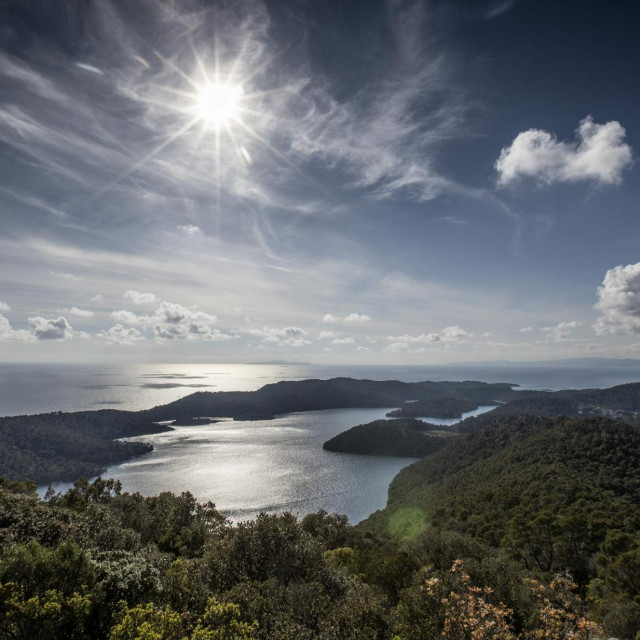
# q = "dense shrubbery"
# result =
<box><xmin>0</xmin><ymin>476</ymin><xmax>603</xmax><ymax>640</ymax></box>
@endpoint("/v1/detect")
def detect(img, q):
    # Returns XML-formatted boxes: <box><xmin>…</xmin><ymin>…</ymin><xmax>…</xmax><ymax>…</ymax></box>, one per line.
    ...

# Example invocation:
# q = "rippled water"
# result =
<box><xmin>42</xmin><ymin>407</ymin><xmax>420</xmax><ymax>523</ymax></box>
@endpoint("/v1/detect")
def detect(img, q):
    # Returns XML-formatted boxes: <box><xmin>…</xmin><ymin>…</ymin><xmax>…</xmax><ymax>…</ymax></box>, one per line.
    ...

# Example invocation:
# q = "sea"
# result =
<box><xmin>2</xmin><ymin>362</ymin><xmax>639</xmax><ymax>524</ymax></box>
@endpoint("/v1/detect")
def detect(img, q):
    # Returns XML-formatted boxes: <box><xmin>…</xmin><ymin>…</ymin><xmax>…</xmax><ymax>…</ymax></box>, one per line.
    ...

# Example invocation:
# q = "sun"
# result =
<box><xmin>194</xmin><ymin>82</ymin><xmax>244</xmax><ymax>128</ymax></box>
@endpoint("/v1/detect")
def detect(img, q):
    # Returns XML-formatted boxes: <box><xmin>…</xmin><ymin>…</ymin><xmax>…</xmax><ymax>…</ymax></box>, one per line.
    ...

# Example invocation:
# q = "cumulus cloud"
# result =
<box><xmin>97</xmin><ymin>324</ymin><xmax>144</xmax><ymax>345</ymax></box>
<box><xmin>151</xmin><ymin>302</ymin><xmax>222</xmax><ymax>341</ymax></box>
<box><xmin>318</xmin><ymin>331</ymin><xmax>338</xmax><ymax>340</ymax></box>
<box><xmin>244</xmin><ymin>325</ymin><xmax>308</xmax><ymax>346</ymax></box>
<box><xmin>495</xmin><ymin>116</ymin><xmax>633</xmax><ymax>187</ymax></box>
<box><xmin>323</xmin><ymin>313</ymin><xmax>371</xmax><ymax>323</ymax></box>
<box><xmin>89</xmin><ymin>294</ymin><xmax>105</xmax><ymax>305</ymax></box>
<box><xmin>177</xmin><ymin>224</ymin><xmax>202</xmax><ymax>235</ymax></box>
<box><xmin>331</xmin><ymin>337</ymin><xmax>355</xmax><ymax>344</ymax></box>
<box><xmin>281</xmin><ymin>337</ymin><xmax>311</xmax><ymax>347</ymax></box>
<box><xmin>28</xmin><ymin>316</ymin><xmax>73</xmax><ymax>340</ymax></box>
<box><xmin>123</xmin><ymin>290</ymin><xmax>157</xmax><ymax>304</ymax></box>
<box><xmin>0</xmin><ymin>314</ymin><xmax>33</xmax><ymax>341</ymax></box>
<box><xmin>542</xmin><ymin>321</ymin><xmax>581</xmax><ymax>341</ymax></box>
<box><xmin>384</xmin><ymin>325</ymin><xmax>472</xmax><ymax>352</ymax></box>
<box><xmin>62</xmin><ymin>307</ymin><xmax>95</xmax><ymax>318</ymax></box>
<box><xmin>344</xmin><ymin>313</ymin><xmax>371</xmax><ymax>323</ymax></box>
<box><xmin>594</xmin><ymin>263</ymin><xmax>640</xmax><ymax>334</ymax></box>
<box><xmin>109</xmin><ymin>300</ymin><xmax>228</xmax><ymax>341</ymax></box>
<box><xmin>111</xmin><ymin>309</ymin><xmax>147</xmax><ymax>325</ymax></box>
<box><xmin>0</xmin><ymin>301</ymin><xmax>10</xmax><ymax>312</ymax></box>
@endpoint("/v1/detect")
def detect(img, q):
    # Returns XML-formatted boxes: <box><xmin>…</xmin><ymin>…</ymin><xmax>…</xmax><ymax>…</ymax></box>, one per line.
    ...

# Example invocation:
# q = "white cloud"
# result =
<box><xmin>344</xmin><ymin>313</ymin><xmax>371</xmax><ymax>323</ymax></box>
<box><xmin>151</xmin><ymin>302</ymin><xmax>222</xmax><ymax>341</ymax></box>
<box><xmin>111</xmin><ymin>309</ymin><xmax>148</xmax><ymax>325</ymax></box>
<box><xmin>109</xmin><ymin>300</ymin><xmax>228</xmax><ymax>341</ymax></box>
<box><xmin>323</xmin><ymin>312</ymin><xmax>371</xmax><ymax>323</ymax></box>
<box><xmin>97</xmin><ymin>324</ymin><xmax>144</xmax><ymax>345</ymax></box>
<box><xmin>594</xmin><ymin>263</ymin><xmax>640</xmax><ymax>334</ymax></box>
<box><xmin>0</xmin><ymin>301</ymin><xmax>10</xmax><ymax>312</ymax></box>
<box><xmin>244</xmin><ymin>325</ymin><xmax>308</xmax><ymax>346</ymax></box>
<box><xmin>28</xmin><ymin>316</ymin><xmax>73</xmax><ymax>340</ymax></box>
<box><xmin>0</xmin><ymin>314</ymin><xmax>33</xmax><ymax>341</ymax></box>
<box><xmin>519</xmin><ymin>326</ymin><xmax>533</xmax><ymax>333</ymax></box>
<box><xmin>177</xmin><ymin>224</ymin><xmax>202</xmax><ymax>235</ymax></box>
<box><xmin>123</xmin><ymin>290</ymin><xmax>157</xmax><ymax>304</ymax></box>
<box><xmin>63</xmin><ymin>307</ymin><xmax>95</xmax><ymax>318</ymax></box>
<box><xmin>318</xmin><ymin>330</ymin><xmax>337</xmax><ymax>340</ymax></box>
<box><xmin>331</xmin><ymin>337</ymin><xmax>355</xmax><ymax>344</ymax></box>
<box><xmin>440</xmin><ymin>325</ymin><xmax>471</xmax><ymax>341</ymax></box>
<box><xmin>542</xmin><ymin>321</ymin><xmax>581</xmax><ymax>341</ymax></box>
<box><xmin>496</xmin><ymin>116</ymin><xmax>633</xmax><ymax>187</ymax></box>
<box><xmin>89</xmin><ymin>294</ymin><xmax>105</xmax><ymax>305</ymax></box>
<box><xmin>386</xmin><ymin>325</ymin><xmax>471</xmax><ymax>345</ymax></box>
<box><xmin>384</xmin><ymin>341</ymin><xmax>411</xmax><ymax>353</ymax></box>
<box><xmin>282</xmin><ymin>337</ymin><xmax>311</xmax><ymax>347</ymax></box>
<box><xmin>384</xmin><ymin>325</ymin><xmax>472</xmax><ymax>352</ymax></box>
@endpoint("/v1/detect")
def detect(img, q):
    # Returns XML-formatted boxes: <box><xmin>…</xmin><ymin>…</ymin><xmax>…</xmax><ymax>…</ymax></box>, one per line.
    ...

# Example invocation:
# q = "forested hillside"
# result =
<box><xmin>0</xmin><ymin>411</ymin><xmax>169</xmax><ymax>484</ymax></box>
<box><xmin>323</xmin><ymin>419</ymin><xmax>452</xmax><ymax>457</ymax></box>
<box><xmin>0</xmin><ymin>477</ymin><xmax>604</xmax><ymax>639</ymax></box>
<box><xmin>362</xmin><ymin>415</ymin><xmax>640</xmax><ymax>637</ymax></box>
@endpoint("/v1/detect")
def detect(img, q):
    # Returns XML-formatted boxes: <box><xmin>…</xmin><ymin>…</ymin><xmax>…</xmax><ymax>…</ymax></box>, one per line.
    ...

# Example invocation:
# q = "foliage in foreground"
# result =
<box><xmin>0</xmin><ymin>476</ymin><xmax>612</xmax><ymax>640</ymax></box>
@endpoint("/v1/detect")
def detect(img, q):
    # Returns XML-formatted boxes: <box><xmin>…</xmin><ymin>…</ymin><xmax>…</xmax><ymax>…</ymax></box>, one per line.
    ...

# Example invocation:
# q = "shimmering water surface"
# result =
<box><xmin>4</xmin><ymin>362</ymin><xmax>639</xmax><ymax>523</ymax></box>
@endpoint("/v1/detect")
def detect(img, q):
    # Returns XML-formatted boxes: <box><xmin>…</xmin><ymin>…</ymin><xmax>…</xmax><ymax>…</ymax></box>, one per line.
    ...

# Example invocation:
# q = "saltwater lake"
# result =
<box><xmin>4</xmin><ymin>361</ymin><xmax>639</xmax><ymax>523</ymax></box>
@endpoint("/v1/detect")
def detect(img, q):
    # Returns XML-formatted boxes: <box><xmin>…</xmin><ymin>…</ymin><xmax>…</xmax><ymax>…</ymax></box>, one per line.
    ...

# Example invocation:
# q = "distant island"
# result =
<box><xmin>247</xmin><ymin>360</ymin><xmax>311</xmax><ymax>365</ymax></box>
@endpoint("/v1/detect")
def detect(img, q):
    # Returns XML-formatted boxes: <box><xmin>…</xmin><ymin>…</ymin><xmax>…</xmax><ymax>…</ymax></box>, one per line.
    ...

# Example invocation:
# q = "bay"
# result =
<box><xmin>3</xmin><ymin>361</ymin><xmax>638</xmax><ymax>523</ymax></box>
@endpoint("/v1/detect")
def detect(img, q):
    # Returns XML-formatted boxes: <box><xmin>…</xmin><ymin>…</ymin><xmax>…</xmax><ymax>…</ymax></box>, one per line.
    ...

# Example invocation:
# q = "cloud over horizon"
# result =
<box><xmin>594</xmin><ymin>263</ymin><xmax>640</xmax><ymax>335</ymax></box>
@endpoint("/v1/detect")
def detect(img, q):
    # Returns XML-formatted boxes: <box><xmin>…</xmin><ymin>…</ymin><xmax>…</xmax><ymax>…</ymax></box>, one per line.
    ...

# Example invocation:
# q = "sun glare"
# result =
<box><xmin>195</xmin><ymin>82</ymin><xmax>243</xmax><ymax>127</ymax></box>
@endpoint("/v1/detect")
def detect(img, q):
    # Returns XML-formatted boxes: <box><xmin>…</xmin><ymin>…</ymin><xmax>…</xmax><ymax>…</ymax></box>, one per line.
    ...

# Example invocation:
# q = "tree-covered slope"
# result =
<box><xmin>323</xmin><ymin>418</ymin><xmax>451</xmax><ymax>457</ymax></box>
<box><xmin>362</xmin><ymin>416</ymin><xmax>640</xmax><ymax>592</ymax></box>
<box><xmin>0</xmin><ymin>411</ymin><xmax>169</xmax><ymax>484</ymax></box>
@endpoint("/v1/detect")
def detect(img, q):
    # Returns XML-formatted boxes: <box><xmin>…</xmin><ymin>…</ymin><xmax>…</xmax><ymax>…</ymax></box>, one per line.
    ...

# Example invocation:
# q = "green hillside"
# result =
<box><xmin>361</xmin><ymin>415</ymin><xmax>640</xmax><ymax>636</ymax></box>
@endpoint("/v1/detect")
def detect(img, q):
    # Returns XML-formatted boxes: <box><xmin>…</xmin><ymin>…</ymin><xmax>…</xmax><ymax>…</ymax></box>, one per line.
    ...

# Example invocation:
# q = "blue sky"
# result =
<box><xmin>0</xmin><ymin>0</ymin><xmax>639</xmax><ymax>363</ymax></box>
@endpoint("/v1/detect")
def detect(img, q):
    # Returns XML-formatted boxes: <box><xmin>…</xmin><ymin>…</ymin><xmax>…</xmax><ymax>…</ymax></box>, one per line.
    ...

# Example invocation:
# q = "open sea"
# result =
<box><xmin>2</xmin><ymin>362</ymin><xmax>639</xmax><ymax>523</ymax></box>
